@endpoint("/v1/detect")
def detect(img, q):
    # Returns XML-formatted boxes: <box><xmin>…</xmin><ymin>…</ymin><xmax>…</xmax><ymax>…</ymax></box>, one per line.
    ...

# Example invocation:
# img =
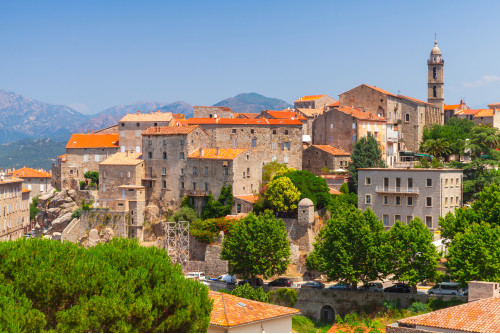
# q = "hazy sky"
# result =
<box><xmin>1</xmin><ymin>0</ymin><xmax>499</xmax><ymax>114</ymax></box>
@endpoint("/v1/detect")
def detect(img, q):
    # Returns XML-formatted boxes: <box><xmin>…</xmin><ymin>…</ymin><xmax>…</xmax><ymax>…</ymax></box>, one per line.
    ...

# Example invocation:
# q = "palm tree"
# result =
<box><xmin>468</xmin><ymin>125</ymin><xmax>500</xmax><ymax>158</ymax></box>
<box><xmin>422</xmin><ymin>138</ymin><xmax>451</xmax><ymax>159</ymax></box>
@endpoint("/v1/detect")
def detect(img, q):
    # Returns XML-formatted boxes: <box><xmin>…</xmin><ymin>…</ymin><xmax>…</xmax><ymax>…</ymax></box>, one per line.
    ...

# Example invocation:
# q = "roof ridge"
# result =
<box><xmin>220</xmin><ymin>292</ymin><xmax>230</xmax><ymax>327</ymax></box>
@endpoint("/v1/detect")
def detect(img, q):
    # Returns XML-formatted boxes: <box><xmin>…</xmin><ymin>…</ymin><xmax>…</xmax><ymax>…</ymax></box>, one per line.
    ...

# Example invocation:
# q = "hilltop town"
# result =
<box><xmin>2</xmin><ymin>40</ymin><xmax>500</xmax><ymax>333</ymax></box>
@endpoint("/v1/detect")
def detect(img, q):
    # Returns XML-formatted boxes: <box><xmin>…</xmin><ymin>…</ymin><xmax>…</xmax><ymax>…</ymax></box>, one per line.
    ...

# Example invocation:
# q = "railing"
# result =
<box><xmin>183</xmin><ymin>190</ymin><xmax>211</xmax><ymax>197</ymax></box>
<box><xmin>375</xmin><ymin>186</ymin><xmax>419</xmax><ymax>194</ymax></box>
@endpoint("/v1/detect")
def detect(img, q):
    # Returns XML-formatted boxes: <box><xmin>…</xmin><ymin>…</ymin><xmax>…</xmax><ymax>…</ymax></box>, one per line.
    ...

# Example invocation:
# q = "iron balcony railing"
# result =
<box><xmin>375</xmin><ymin>186</ymin><xmax>419</xmax><ymax>194</ymax></box>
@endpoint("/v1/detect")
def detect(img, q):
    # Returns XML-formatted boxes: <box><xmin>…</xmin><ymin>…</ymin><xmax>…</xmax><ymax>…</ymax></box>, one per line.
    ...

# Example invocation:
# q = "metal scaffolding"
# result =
<box><xmin>164</xmin><ymin>221</ymin><xmax>190</xmax><ymax>268</ymax></box>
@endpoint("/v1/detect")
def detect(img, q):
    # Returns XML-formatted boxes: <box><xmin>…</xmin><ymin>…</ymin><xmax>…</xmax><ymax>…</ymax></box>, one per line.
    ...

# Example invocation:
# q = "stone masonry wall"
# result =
<box><xmin>80</xmin><ymin>209</ymin><xmax>127</xmax><ymax>238</ymax></box>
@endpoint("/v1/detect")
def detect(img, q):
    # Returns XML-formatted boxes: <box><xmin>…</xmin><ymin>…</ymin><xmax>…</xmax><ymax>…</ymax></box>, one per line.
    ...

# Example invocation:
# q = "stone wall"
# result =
<box><xmin>80</xmin><ymin>209</ymin><xmax>127</xmax><ymax>238</ymax></box>
<box><xmin>61</xmin><ymin>218</ymin><xmax>81</xmax><ymax>243</ymax></box>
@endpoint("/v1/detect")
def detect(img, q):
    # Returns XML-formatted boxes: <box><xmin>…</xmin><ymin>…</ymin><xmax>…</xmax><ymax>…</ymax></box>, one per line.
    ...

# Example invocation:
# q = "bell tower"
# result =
<box><xmin>428</xmin><ymin>40</ymin><xmax>444</xmax><ymax>112</ymax></box>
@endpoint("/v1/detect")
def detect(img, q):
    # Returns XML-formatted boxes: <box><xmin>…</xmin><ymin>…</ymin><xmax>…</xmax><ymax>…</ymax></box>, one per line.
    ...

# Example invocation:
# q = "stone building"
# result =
<box><xmin>456</xmin><ymin>108</ymin><xmax>500</xmax><ymax>128</ymax></box>
<box><xmin>257</xmin><ymin>109</ymin><xmax>310</xmax><ymax>141</ymax></box>
<box><xmin>294</xmin><ymin>95</ymin><xmax>337</xmax><ymax>109</ymax></box>
<box><xmin>98</xmin><ymin>152</ymin><xmax>146</xmax><ymax>240</ymax></box>
<box><xmin>141</xmin><ymin>125</ymin><xmax>210</xmax><ymax>211</ymax></box>
<box><xmin>0</xmin><ymin>173</ymin><xmax>31</xmax><ymax>241</ymax></box>
<box><xmin>187</xmin><ymin>118</ymin><xmax>303</xmax><ymax>170</ymax></box>
<box><xmin>302</xmin><ymin>145</ymin><xmax>350</xmax><ymax>175</ymax></box>
<box><xmin>296</xmin><ymin>108</ymin><xmax>325</xmax><ymax>140</ymax></box>
<box><xmin>444</xmin><ymin>100</ymin><xmax>469</xmax><ymax>121</ymax></box>
<box><xmin>193</xmin><ymin>106</ymin><xmax>234</xmax><ymax>119</ymax></box>
<box><xmin>357</xmin><ymin>168</ymin><xmax>463</xmax><ymax>232</ymax></box>
<box><xmin>8</xmin><ymin>167</ymin><xmax>52</xmax><ymax>201</ymax></box>
<box><xmin>60</xmin><ymin>133</ymin><xmax>119</xmax><ymax>190</ymax></box>
<box><xmin>118</xmin><ymin>111</ymin><xmax>172</xmax><ymax>153</ymax></box>
<box><xmin>312</xmin><ymin>106</ymin><xmax>389</xmax><ymax>163</ymax></box>
<box><xmin>232</xmin><ymin>194</ymin><xmax>259</xmax><ymax>214</ymax></box>
<box><xmin>427</xmin><ymin>40</ymin><xmax>445</xmax><ymax>112</ymax></box>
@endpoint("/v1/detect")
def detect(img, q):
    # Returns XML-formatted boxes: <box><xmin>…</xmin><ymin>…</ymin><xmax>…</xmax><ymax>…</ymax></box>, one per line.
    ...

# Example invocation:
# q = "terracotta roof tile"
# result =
<box><xmin>209</xmin><ymin>290</ymin><xmax>300</xmax><ymax>328</ymax></box>
<box><xmin>312</xmin><ymin>145</ymin><xmax>350</xmax><ymax>156</ymax></box>
<box><xmin>397</xmin><ymin>94</ymin><xmax>432</xmax><ymax>105</ymax></box>
<box><xmin>22</xmin><ymin>188</ymin><xmax>31</xmax><ymax>193</ymax></box>
<box><xmin>364</xmin><ymin>84</ymin><xmax>397</xmax><ymax>97</ymax></box>
<box><xmin>119</xmin><ymin>111</ymin><xmax>172</xmax><ymax>122</ymax></box>
<box><xmin>297</xmin><ymin>108</ymin><xmax>325</xmax><ymax>117</ymax></box>
<box><xmin>66</xmin><ymin>134</ymin><xmax>119</xmax><ymax>149</ymax></box>
<box><xmin>234</xmin><ymin>194</ymin><xmax>259</xmax><ymax>203</ymax></box>
<box><xmin>488</xmin><ymin>102</ymin><xmax>500</xmax><ymax>108</ymax></box>
<box><xmin>265</xmin><ymin>110</ymin><xmax>307</xmax><ymax>120</ymax></box>
<box><xmin>57</xmin><ymin>154</ymin><xmax>67</xmax><ymax>158</ymax></box>
<box><xmin>397</xmin><ymin>297</ymin><xmax>500</xmax><ymax>333</ymax></box>
<box><xmin>9</xmin><ymin>167</ymin><xmax>51</xmax><ymax>178</ymax></box>
<box><xmin>224</xmin><ymin>213</ymin><xmax>248</xmax><ymax>220</ymax></box>
<box><xmin>475</xmin><ymin>109</ymin><xmax>494</xmax><ymax>117</ymax></box>
<box><xmin>295</xmin><ymin>94</ymin><xmax>327</xmax><ymax>102</ymax></box>
<box><xmin>188</xmin><ymin>148</ymin><xmax>247</xmax><ymax>160</ymax></box>
<box><xmin>143</xmin><ymin>125</ymin><xmax>202</xmax><ymax>135</ymax></box>
<box><xmin>188</xmin><ymin>118</ymin><xmax>303</xmax><ymax>126</ymax></box>
<box><xmin>329</xmin><ymin>188</ymin><xmax>342</xmax><ymax>195</ymax></box>
<box><xmin>0</xmin><ymin>177</ymin><xmax>23</xmax><ymax>185</ymax></box>
<box><xmin>327</xmin><ymin>101</ymin><xmax>340</xmax><ymax>107</ymax></box>
<box><xmin>172</xmin><ymin>113</ymin><xmax>185</xmax><ymax>119</ymax></box>
<box><xmin>334</xmin><ymin>106</ymin><xmax>386</xmax><ymax>122</ymax></box>
<box><xmin>457</xmin><ymin>109</ymin><xmax>482</xmax><ymax>116</ymax></box>
<box><xmin>100</xmin><ymin>152</ymin><xmax>142</xmax><ymax>165</ymax></box>
<box><xmin>444</xmin><ymin>104</ymin><xmax>461</xmax><ymax>110</ymax></box>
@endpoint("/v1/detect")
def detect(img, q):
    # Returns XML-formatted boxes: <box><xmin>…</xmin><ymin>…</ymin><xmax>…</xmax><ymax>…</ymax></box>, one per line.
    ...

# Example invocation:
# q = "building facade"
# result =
<box><xmin>357</xmin><ymin>168</ymin><xmax>463</xmax><ymax>232</ymax></box>
<box><xmin>302</xmin><ymin>145</ymin><xmax>350</xmax><ymax>175</ymax></box>
<box><xmin>8</xmin><ymin>167</ymin><xmax>52</xmax><ymax>201</ymax></box>
<box><xmin>294</xmin><ymin>95</ymin><xmax>337</xmax><ymax>109</ymax></box>
<box><xmin>0</xmin><ymin>174</ymin><xmax>31</xmax><ymax>241</ymax></box>
<box><xmin>193</xmin><ymin>106</ymin><xmax>234</xmax><ymax>119</ymax></box>
<box><xmin>118</xmin><ymin>111</ymin><xmax>172</xmax><ymax>153</ymax></box>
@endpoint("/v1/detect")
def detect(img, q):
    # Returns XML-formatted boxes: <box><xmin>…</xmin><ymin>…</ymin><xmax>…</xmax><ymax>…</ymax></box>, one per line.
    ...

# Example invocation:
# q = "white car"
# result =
<box><xmin>186</xmin><ymin>272</ymin><xmax>206</xmax><ymax>280</ymax></box>
<box><xmin>218</xmin><ymin>274</ymin><xmax>237</xmax><ymax>284</ymax></box>
<box><xmin>428</xmin><ymin>282</ymin><xmax>461</xmax><ymax>295</ymax></box>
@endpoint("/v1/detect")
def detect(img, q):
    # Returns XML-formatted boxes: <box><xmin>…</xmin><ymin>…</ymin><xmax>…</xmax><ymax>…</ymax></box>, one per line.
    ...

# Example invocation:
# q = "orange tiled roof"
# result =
<box><xmin>66</xmin><ymin>134</ymin><xmax>119</xmax><ymax>149</ymax></box>
<box><xmin>57</xmin><ymin>154</ymin><xmax>67</xmax><ymax>158</ymax></box>
<box><xmin>297</xmin><ymin>108</ymin><xmax>325</xmax><ymax>117</ymax></box>
<box><xmin>188</xmin><ymin>148</ymin><xmax>247</xmax><ymax>160</ymax></box>
<box><xmin>0</xmin><ymin>177</ymin><xmax>23</xmax><ymax>185</ymax></box>
<box><xmin>235</xmin><ymin>194</ymin><xmax>259</xmax><ymax>203</ymax></box>
<box><xmin>188</xmin><ymin>118</ymin><xmax>303</xmax><ymax>126</ymax></box>
<box><xmin>209</xmin><ymin>290</ymin><xmax>300</xmax><ymax>328</ymax></box>
<box><xmin>398</xmin><ymin>94</ymin><xmax>432</xmax><ymax>105</ymax></box>
<box><xmin>9</xmin><ymin>167</ymin><xmax>51</xmax><ymax>179</ymax></box>
<box><xmin>143</xmin><ymin>125</ymin><xmax>203</xmax><ymax>136</ymax></box>
<box><xmin>100</xmin><ymin>152</ymin><xmax>142</xmax><ymax>165</ymax></box>
<box><xmin>444</xmin><ymin>104</ymin><xmax>461</xmax><ymax>110</ymax></box>
<box><xmin>312</xmin><ymin>145</ymin><xmax>350</xmax><ymax>156</ymax></box>
<box><xmin>295</xmin><ymin>94</ymin><xmax>326</xmax><ymax>102</ymax></box>
<box><xmin>475</xmin><ymin>109</ymin><xmax>494</xmax><ymax>117</ymax></box>
<box><xmin>22</xmin><ymin>187</ymin><xmax>31</xmax><ymax>193</ymax></box>
<box><xmin>265</xmin><ymin>110</ymin><xmax>307</xmax><ymax>120</ymax></box>
<box><xmin>224</xmin><ymin>213</ymin><xmax>248</xmax><ymax>220</ymax></box>
<box><xmin>457</xmin><ymin>109</ymin><xmax>482</xmax><ymax>116</ymax></box>
<box><xmin>488</xmin><ymin>102</ymin><xmax>500</xmax><ymax>108</ymax></box>
<box><xmin>335</xmin><ymin>106</ymin><xmax>386</xmax><ymax>122</ymax></box>
<box><xmin>364</xmin><ymin>84</ymin><xmax>397</xmax><ymax>97</ymax></box>
<box><xmin>172</xmin><ymin>113</ymin><xmax>185</xmax><ymax>119</ymax></box>
<box><xmin>397</xmin><ymin>296</ymin><xmax>500</xmax><ymax>333</ymax></box>
<box><xmin>327</xmin><ymin>101</ymin><xmax>340</xmax><ymax>107</ymax></box>
<box><xmin>119</xmin><ymin>111</ymin><xmax>172</xmax><ymax>123</ymax></box>
<box><xmin>235</xmin><ymin>113</ymin><xmax>260</xmax><ymax>119</ymax></box>
<box><xmin>329</xmin><ymin>188</ymin><xmax>342</xmax><ymax>195</ymax></box>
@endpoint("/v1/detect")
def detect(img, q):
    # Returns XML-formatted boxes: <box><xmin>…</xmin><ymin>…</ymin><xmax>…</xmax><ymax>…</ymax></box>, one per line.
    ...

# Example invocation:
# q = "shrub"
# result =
<box><xmin>222</xmin><ymin>283</ymin><xmax>269</xmax><ymax>303</ymax></box>
<box><xmin>268</xmin><ymin>288</ymin><xmax>297</xmax><ymax>307</ymax></box>
<box><xmin>29</xmin><ymin>196</ymin><xmax>40</xmax><ymax>221</ymax></box>
<box><xmin>79</xmin><ymin>181</ymin><xmax>86</xmax><ymax>190</ymax></box>
<box><xmin>0</xmin><ymin>238</ymin><xmax>212</xmax><ymax>332</ymax></box>
<box><xmin>408</xmin><ymin>301</ymin><xmax>428</xmax><ymax>314</ymax></box>
<box><xmin>173</xmin><ymin>206</ymin><xmax>199</xmax><ymax>223</ymax></box>
<box><xmin>190</xmin><ymin>218</ymin><xmax>237</xmax><ymax>243</ymax></box>
<box><xmin>71</xmin><ymin>207</ymin><xmax>83</xmax><ymax>220</ymax></box>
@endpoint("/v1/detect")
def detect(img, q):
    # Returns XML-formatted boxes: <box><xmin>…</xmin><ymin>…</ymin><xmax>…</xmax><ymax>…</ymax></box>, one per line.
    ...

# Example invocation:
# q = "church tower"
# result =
<box><xmin>427</xmin><ymin>40</ymin><xmax>444</xmax><ymax>112</ymax></box>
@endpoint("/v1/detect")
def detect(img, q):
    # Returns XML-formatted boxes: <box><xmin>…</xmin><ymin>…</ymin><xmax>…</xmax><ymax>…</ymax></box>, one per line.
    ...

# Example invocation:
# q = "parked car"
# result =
<box><xmin>358</xmin><ymin>283</ymin><xmax>383</xmax><ymax>292</ymax></box>
<box><xmin>428</xmin><ymin>282</ymin><xmax>461</xmax><ymax>295</ymax></box>
<box><xmin>383</xmin><ymin>283</ymin><xmax>411</xmax><ymax>293</ymax></box>
<box><xmin>329</xmin><ymin>282</ymin><xmax>352</xmax><ymax>290</ymax></box>
<box><xmin>186</xmin><ymin>272</ymin><xmax>206</xmax><ymax>280</ymax></box>
<box><xmin>268</xmin><ymin>278</ymin><xmax>293</xmax><ymax>287</ymax></box>
<box><xmin>238</xmin><ymin>278</ymin><xmax>264</xmax><ymax>286</ymax></box>
<box><xmin>218</xmin><ymin>274</ymin><xmax>237</xmax><ymax>285</ymax></box>
<box><xmin>301</xmin><ymin>281</ymin><xmax>325</xmax><ymax>289</ymax></box>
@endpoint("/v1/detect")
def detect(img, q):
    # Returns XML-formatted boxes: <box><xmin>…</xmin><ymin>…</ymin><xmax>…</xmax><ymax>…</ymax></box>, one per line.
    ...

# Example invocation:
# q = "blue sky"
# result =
<box><xmin>1</xmin><ymin>0</ymin><xmax>499</xmax><ymax>114</ymax></box>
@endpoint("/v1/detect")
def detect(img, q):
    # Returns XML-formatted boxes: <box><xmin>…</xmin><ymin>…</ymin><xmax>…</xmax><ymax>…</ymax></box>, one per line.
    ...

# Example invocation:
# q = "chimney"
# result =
<box><xmin>216</xmin><ymin>147</ymin><xmax>220</xmax><ymax>155</ymax></box>
<box><xmin>137</xmin><ymin>110</ymin><xmax>140</xmax><ymax>114</ymax></box>
<box><xmin>199</xmin><ymin>148</ymin><xmax>204</xmax><ymax>157</ymax></box>
<box><xmin>468</xmin><ymin>281</ymin><xmax>500</xmax><ymax>302</ymax></box>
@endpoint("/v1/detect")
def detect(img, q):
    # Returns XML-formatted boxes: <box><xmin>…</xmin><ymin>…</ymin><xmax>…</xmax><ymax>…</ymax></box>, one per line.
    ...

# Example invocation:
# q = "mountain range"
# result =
<box><xmin>0</xmin><ymin>90</ymin><xmax>292</xmax><ymax>145</ymax></box>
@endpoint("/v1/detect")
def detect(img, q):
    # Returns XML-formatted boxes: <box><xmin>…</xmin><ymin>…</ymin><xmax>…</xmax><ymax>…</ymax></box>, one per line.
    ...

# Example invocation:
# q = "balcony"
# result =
<box><xmin>375</xmin><ymin>186</ymin><xmax>419</xmax><ymax>194</ymax></box>
<box><xmin>183</xmin><ymin>190</ymin><xmax>211</xmax><ymax>197</ymax></box>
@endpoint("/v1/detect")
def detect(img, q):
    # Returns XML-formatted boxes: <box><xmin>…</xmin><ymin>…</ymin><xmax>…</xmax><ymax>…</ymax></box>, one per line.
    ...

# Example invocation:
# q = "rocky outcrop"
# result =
<box><xmin>36</xmin><ymin>189</ymin><xmax>80</xmax><ymax>236</ymax></box>
<box><xmin>50</xmin><ymin>212</ymin><xmax>73</xmax><ymax>233</ymax></box>
<box><xmin>81</xmin><ymin>228</ymin><xmax>116</xmax><ymax>248</ymax></box>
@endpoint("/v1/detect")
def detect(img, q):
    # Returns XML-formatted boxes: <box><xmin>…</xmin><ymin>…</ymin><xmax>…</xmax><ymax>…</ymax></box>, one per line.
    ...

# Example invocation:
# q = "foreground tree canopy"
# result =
<box><xmin>0</xmin><ymin>238</ymin><xmax>212</xmax><ymax>333</ymax></box>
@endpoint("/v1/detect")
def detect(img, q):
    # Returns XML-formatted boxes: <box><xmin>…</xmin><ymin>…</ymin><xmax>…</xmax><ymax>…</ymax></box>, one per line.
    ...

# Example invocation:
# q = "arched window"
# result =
<box><xmin>433</xmin><ymin>86</ymin><xmax>437</xmax><ymax>98</ymax></box>
<box><xmin>433</xmin><ymin>67</ymin><xmax>437</xmax><ymax>79</ymax></box>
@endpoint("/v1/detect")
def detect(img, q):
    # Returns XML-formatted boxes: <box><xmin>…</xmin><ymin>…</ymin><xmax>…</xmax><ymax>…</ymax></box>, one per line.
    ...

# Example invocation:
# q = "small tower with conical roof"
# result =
<box><xmin>428</xmin><ymin>40</ymin><xmax>444</xmax><ymax>113</ymax></box>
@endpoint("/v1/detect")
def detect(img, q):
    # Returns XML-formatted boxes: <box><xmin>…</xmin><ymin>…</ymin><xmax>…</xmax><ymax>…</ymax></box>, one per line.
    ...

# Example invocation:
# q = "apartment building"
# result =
<box><xmin>0</xmin><ymin>174</ymin><xmax>31</xmax><ymax>241</ymax></box>
<box><xmin>357</xmin><ymin>168</ymin><xmax>463</xmax><ymax>231</ymax></box>
<box><xmin>61</xmin><ymin>133</ymin><xmax>119</xmax><ymax>190</ymax></box>
<box><xmin>118</xmin><ymin>111</ymin><xmax>172</xmax><ymax>153</ymax></box>
<box><xmin>8</xmin><ymin>167</ymin><xmax>52</xmax><ymax>200</ymax></box>
<box><xmin>187</xmin><ymin>118</ymin><xmax>303</xmax><ymax>170</ymax></box>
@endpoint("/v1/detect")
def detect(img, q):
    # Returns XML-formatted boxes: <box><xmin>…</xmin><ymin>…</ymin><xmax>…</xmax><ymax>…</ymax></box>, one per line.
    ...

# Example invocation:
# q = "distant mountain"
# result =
<box><xmin>0</xmin><ymin>138</ymin><xmax>66</xmax><ymax>171</ymax></box>
<box><xmin>213</xmin><ymin>93</ymin><xmax>292</xmax><ymax>113</ymax></box>
<box><xmin>81</xmin><ymin>101</ymin><xmax>193</xmax><ymax>132</ymax></box>
<box><xmin>0</xmin><ymin>89</ymin><xmax>89</xmax><ymax>144</ymax></box>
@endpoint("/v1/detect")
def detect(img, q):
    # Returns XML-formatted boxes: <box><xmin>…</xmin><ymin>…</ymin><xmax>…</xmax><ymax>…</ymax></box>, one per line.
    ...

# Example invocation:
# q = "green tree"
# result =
<box><xmin>422</xmin><ymin>118</ymin><xmax>474</xmax><ymax>157</ymax></box>
<box><xmin>84</xmin><ymin>171</ymin><xmax>99</xmax><ymax>186</ymax></box>
<box><xmin>275</xmin><ymin>170</ymin><xmax>331</xmax><ymax>210</ymax></box>
<box><xmin>387</xmin><ymin>218</ymin><xmax>440</xmax><ymax>292</ymax></box>
<box><xmin>221</xmin><ymin>211</ymin><xmax>291</xmax><ymax>282</ymax></box>
<box><xmin>328</xmin><ymin>183</ymin><xmax>357</xmax><ymax>213</ymax></box>
<box><xmin>201</xmin><ymin>185</ymin><xmax>234</xmax><ymax>219</ymax></box>
<box><xmin>0</xmin><ymin>238</ymin><xmax>212</xmax><ymax>332</ymax></box>
<box><xmin>348</xmin><ymin>133</ymin><xmax>385</xmax><ymax>193</ymax></box>
<box><xmin>221</xmin><ymin>283</ymin><xmax>269</xmax><ymax>303</ymax></box>
<box><xmin>446</xmin><ymin>222</ymin><xmax>500</xmax><ymax>284</ymax></box>
<box><xmin>468</xmin><ymin>125</ymin><xmax>500</xmax><ymax>158</ymax></box>
<box><xmin>311</xmin><ymin>207</ymin><xmax>389</xmax><ymax>289</ymax></box>
<box><xmin>262</xmin><ymin>161</ymin><xmax>295</xmax><ymax>184</ymax></box>
<box><xmin>264</xmin><ymin>177</ymin><xmax>301</xmax><ymax>213</ymax></box>
<box><xmin>173</xmin><ymin>206</ymin><xmax>199</xmax><ymax>223</ymax></box>
<box><xmin>421</xmin><ymin>138</ymin><xmax>451</xmax><ymax>159</ymax></box>
<box><xmin>448</xmin><ymin>159</ymin><xmax>500</xmax><ymax>203</ymax></box>
<box><xmin>29</xmin><ymin>196</ymin><xmax>39</xmax><ymax>221</ymax></box>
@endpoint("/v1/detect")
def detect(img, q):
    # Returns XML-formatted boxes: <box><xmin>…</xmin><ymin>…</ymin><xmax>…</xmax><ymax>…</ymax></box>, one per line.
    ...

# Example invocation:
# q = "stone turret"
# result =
<box><xmin>298</xmin><ymin>198</ymin><xmax>314</xmax><ymax>226</ymax></box>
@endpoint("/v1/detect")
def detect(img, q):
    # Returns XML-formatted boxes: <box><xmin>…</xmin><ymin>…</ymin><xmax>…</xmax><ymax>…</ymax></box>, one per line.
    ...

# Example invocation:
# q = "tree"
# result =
<box><xmin>421</xmin><ymin>138</ymin><xmax>451</xmax><ymax>159</ymax></box>
<box><xmin>173</xmin><ymin>206</ymin><xmax>199</xmax><ymax>223</ymax></box>
<box><xmin>264</xmin><ymin>177</ymin><xmax>301</xmax><ymax>213</ymax></box>
<box><xmin>221</xmin><ymin>211</ymin><xmax>291</xmax><ymax>282</ymax></box>
<box><xmin>276</xmin><ymin>170</ymin><xmax>331</xmax><ymax>210</ymax></box>
<box><xmin>201</xmin><ymin>185</ymin><xmax>234</xmax><ymax>219</ymax></box>
<box><xmin>328</xmin><ymin>183</ymin><xmax>357</xmax><ymax>214</ymax></box>
<box><xmin>262</xmin><ymin>161</ymin><xmax>295</xmax><ymax>184</ymax></box>
<box><xmin>448</xmin><ymin>159</ymin><xmax>500</xmax><ymax>203</ymax></box>
<box><xmin>446</xmin><ymin>222</ymin><xmax>500</xmax><ymax>284</ymax></box>
<box><xmin>84</xmin><ymin>171</ymin><xmax>99</xmax><ymax>186</ymax></box>
<box><xmin>468</xmin><ymin>125</ymin><xmax>500</xmax><ymax>158</ymax></box>
<box><xmin>421</xmin><ymin>118</ymin><xmax>474</xmax><ymax>157</ymax></box>
<box><xmin>311</xmin><ymin>207</ymin><xmax>389</xmax><ymax>289</ymax></box>
<box><xmin>387</xmin><ymin>218</ymin><xmax>440</xmax><ymax>292</ymax></box>
<box><xmin>29</xmin><ymin>196</ymin><xmax>39</xmax><ymax>221</ymax></box>
<box><xmin>221</xmin><ymin>283</ymin><xmax>269</xmax><ymax>303</ymax></box>
<box><xmin>348</xmin><ymin>133</ymin><xmax>385</xmax><ymax>193</ymax></box>
<box><xmin>0</xmin><ymin>238</ymin><xmax>212</xmax><ymax>332</ymax></box>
